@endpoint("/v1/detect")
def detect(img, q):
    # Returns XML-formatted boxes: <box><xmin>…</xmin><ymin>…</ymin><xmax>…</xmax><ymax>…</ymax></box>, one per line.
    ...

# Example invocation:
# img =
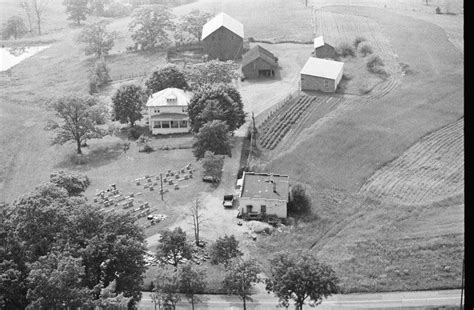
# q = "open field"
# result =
<box><xmin>250</xmin><ymin>4</ymin><xmax>463</xmax><ymax>292</ymax></box>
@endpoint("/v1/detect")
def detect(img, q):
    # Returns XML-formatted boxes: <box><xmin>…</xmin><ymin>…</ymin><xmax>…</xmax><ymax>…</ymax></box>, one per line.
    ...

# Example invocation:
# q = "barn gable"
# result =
<box><xmin>201</xmin><ymin>12</ymin><xmax>244</xmax><ymax>41</ymax></box>
<box><xmin>242</xmin><ymin>45</ymin><xmax>278</xmax><ymax>68</ymax></box>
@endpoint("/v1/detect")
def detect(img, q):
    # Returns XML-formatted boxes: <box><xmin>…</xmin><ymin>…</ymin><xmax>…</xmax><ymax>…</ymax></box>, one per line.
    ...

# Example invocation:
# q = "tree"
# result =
<box><xmin>154</xmin><ymin>265</ymin><xmax>180</xmax><ymax>310</ymax></box>
<box><xmin>128</xmin><ymin>5</ymin><xmax>175</xmax><ymax>51</ymax></box>
<box><xmin>1</xmin><ymin>16</ymin><xmax>27</xmax><ymax>40</ymax></box>
<box><xmin>156</xmin><ymin>227</ymin><xmax>193</xmax><ymax>267</ymax></box>
<box><xmin>49</xmin><ymin>170</ymin><xmax>90</xmax><ymax>196</ymax></box>
<box><xmin>63</xmin><ymin>0</ymin><xmax>88</xmax><ymax>25</ymax></box>
<box><xmin>188</xmin><ymin>199</ymin><xmax>205</xmax><ymax>246</ymax></box>
<box><xmin>192</xmin><ymin>120</ymin><xmax>232</xmax><ymax>159</ymax></box>
<box><xmin>76</xmin><ymin>21</ymin><xmax>117</xmax><ymax>58</ymax></box>
<box><xmin>89</xmin><ymin>60</ymin><xmax>111</xmax><ymax>94</ymax></box>
<box><xmin>51</xmin><ymin>94</ymin><xmax>107</xmax><ymax>154</ymax></box>
<box><xmin>185</xmin><ymin>60</ymin><xmax>240</xmax><ymax>88</ymax></box>
<box><xmin>288</xmin><ymin>184</ymin><xmax>311</xmax><ymax>216</ymax></box>
<box><xmin>202</xmin><ymin>151</ymin><xmax>224</xmax><ymax>183</ymax></box>
<box><xmin>175</xmin><ymin>9</ymin><xmax>212</xmax><ymax>43</ymax></box>
<box><xmin>145</xmin><ymin>65</ymin><xmax>188</xmax><ymax>94</ymax></box>
<box><xmin>136</xmin><ymin>135</ymin><xmax>153</xmax><ymax>152</ymax></box>
<box><xmin>31</xmin><ymin>0</ymin><xmax>50</xmax><ymax>35</ymax></box>
<box><xmin>209</xmin><ymin>234</ymin><xmax>243</xmax><ymax>266</ymax></box>
<box><xmin>20</xmin><ymin>1</ymin><xmax>33</xmax><ymax>33</ymax></box>
<box><xmin>112</xmin><ymin>84</ymin><xmax>147</xmax><ymax>127</ymax></box>
<box><xmin>88</xmin><ymin>0</ymin><xmax>111</xmax><ymax>16</ymax></box>
<box><xmin>223</xmin><ymin>259</ymin><xmax>260</xmax><ymax>310</ymax></box>
<box><xmin>26</xmin><ymin>253</ymin><xmax>91</xmax><ymax>309</ymax></box>
<box><xmin>178</xmin><ymin>263</ymin><xmax>207</xmax><ymax>310</ymax></box>
<box><xmin>93</xmin><ymin>280</ymin><xmax>132</xmax><ymax>309</ymax></box>
<box><xmin>266</xmin><ymin>250</ymin><xmax>339</xmax><ymax>310</ymax></box>
<box><xmin>188</xmin><ymin>83</ymin><xmax>246</xmax><ymax>133</ymax></box>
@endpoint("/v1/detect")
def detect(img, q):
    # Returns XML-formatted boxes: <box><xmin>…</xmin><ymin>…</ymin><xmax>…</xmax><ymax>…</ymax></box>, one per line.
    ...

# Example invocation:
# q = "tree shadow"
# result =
<box><xmin>55</xmin><ymin>142</ymin><xmax>126</xmax><ymax>170</ymax></box>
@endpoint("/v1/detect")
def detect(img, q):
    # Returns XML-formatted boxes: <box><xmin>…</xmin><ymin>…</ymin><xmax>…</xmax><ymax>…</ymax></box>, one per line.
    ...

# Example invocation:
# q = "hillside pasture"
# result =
<box><xmin>359</xmin><ymin>117</ymin><xmax>464</xmax><ymax>205</ymax></box>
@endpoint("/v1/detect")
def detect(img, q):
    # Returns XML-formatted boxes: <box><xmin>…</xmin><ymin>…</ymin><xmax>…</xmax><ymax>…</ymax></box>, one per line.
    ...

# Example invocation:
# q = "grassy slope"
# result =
<box><xmin>252</xmin><ymin>6</ymin><xmax>463</xmax><ymax>292</ymax></box>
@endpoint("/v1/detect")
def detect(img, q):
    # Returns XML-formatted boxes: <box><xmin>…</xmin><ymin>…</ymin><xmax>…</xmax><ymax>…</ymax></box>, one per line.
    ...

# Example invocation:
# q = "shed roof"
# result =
<box><xmin>241</xmin><ymin>172</ymin><xmax>289</xmax><ymax>201</ymax></box>
<box><xmin>146</xmin><ymin>88</ymin><xmax>191</xmax><ymax>107</ymax></box>
<box><xmin>242</xmin><ymin>45</ymin><xmax>278</xmax><ymax>68</ymax></box>
<box><xmin>300</xmin><ymin>57</ymin><xmax>344</xmax><ymax>80</ymax></box>
<box><xmin>201</xmin><ymin>12</ymin><xmax>244</xmax><ymax>40</ymax></box>
<box><xmin>314</xmin><ymin>36</ymin><xmax>332</xmax><ymax>49</ymax></box>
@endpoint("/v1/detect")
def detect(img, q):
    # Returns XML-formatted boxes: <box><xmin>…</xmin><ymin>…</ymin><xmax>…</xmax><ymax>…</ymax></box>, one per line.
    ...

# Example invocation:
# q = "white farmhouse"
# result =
<box><xmin>238</xmin><ymin>172</ymin><xmax>289</xmax><ymax>218</ymax></box>
<box><xmin>146</xmin><ymin>88</ymin><xmax>191</xmax><ymax>135</ymax></box>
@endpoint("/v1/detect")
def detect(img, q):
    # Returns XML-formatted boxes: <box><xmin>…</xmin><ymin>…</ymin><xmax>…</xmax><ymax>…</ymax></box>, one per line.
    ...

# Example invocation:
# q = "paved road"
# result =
<box><xmin>138</xmin><ymin>289</ymin><xmax>462</xmax><ymax>309</ymax></box>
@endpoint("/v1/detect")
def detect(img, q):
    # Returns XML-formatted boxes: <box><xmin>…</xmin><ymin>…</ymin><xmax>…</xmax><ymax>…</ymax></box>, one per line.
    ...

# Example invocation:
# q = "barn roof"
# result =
<box><xmin>314</xmin><ymin>36</ymin><xmax>329</xmax><ymax>48</ymax></box>
<box><xmin>241</xmin><ymin>172</ymin><xmax>289</xmax><ymax>201</ymax></box>
<box><xmin>242</xmin><ymin>45</ymin><xmax>278</xmax><ymax>68</ymax></box>
<box><xmin>300</xmin><ymin>57</ymin><xmax>344</xmax><ymax>80</ymax></box>
<box><xmin>146</xmin><ymin>88</ymin><xmax>191</xmax><ymax>107</ymax></box>
<box><xmin>201</xmin><ymin>12</ymin><xmax>244</xmax><ymax>40</ymax></box>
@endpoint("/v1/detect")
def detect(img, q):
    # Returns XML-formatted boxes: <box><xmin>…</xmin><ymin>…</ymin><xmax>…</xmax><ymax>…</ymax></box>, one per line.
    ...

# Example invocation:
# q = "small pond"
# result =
<box><xmin>0</xmin><ymin>45</ymin><xmax>51</xmax><ymax>72</ymax></box>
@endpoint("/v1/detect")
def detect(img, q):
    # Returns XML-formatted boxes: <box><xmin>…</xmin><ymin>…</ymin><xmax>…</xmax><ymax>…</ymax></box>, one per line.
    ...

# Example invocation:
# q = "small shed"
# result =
<box><xmin>313</xmin><ymin>36</ymin><xmax>335</xmax><ymax>59</ymax></box>
<box><xmin>300</xmin><ymin>57</ymin><xmax>344</xmax><ymax>93</ymax></box>
<box><xmin>241</xmin><ymin>45</ymin><xmax>278</xmax><ymax>79</ymax></box>
<box><xmin>201</xmin><ymin>12</ymin><xmax>244</xmax><ymax>61</ymax></box>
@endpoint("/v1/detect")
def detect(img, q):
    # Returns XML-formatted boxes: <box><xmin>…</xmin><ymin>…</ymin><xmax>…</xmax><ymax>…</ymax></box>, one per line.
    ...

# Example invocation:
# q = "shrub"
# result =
<box><xmin>337</xmin><ymin>43</ymin><xmax>355</xmax><ymax>57</ymax></box>
<box><xmin>288</xmin><ymin>184</ymin><xmax>312</xmax><ymax>216</ymax></box>
<box><xmin>366</xmin><ymin>55</ymin><xmax>388</xmax><ymax>77</ymax></box>
<box><xmin>353</xmin><ymin>36</ymin><xmax>366</xmax><ymax>49</ymax></box>
<box><xmin>89</xmin><ymin>61</ymin><xmax>111</xmax><ymax>94</ymax></box>
<box><xmin>435</xmin><ymin>6</ymin><xmax>441</xmax><ymax>14</ymax></box>
<box><xmin>358</xmin><ymin>43</ymin><xmax>373</xmax><ymax>57</ymax></box>
<box><xmin>103</xmin><ymin>3</ymin><xmax>132</xmax><ymax>17</ymax></box>
<box><xmin>128</xmin><ymin>127</ymin><xmax>141</xmax><ymax>140</ymax></box>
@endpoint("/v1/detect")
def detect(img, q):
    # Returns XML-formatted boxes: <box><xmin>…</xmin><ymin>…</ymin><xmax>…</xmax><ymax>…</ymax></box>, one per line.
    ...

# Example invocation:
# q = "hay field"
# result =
<box><xmin>254</xmin><ymin>4</ymin><xmax>463</xmax><ymax>292</ymax></box>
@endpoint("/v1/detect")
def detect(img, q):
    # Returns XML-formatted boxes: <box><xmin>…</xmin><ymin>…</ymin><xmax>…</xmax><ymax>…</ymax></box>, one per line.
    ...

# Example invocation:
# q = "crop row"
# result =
<box><xmin>359</xmin><ymin>118</ymin><xmax>464</xmax><ymax>204</ymax></box>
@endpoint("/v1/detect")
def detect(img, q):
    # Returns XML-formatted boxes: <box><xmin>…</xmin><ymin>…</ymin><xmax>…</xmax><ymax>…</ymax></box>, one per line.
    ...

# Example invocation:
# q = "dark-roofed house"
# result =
<box><xmin>241</xmin><ymin>45</ymin><xmax>279</xmax><ymax>79</ymax></box>
<box><xmin>300</xmin><ymin>57</ymin><xmax>344</xmax><ymax>93</ymax></box>
<box><xmin>201</xmin><ymin>12</ymin><xmax>244</xmax><ymax>61</ymax></box>
<box><xmin>238</xmin><ymin>172</ymin><xmax>289</xmax><ymax>218</ymax></box>
<box><xmin>313</xmin><ymin>36</ymin><xmax>335</xmax><ymax>59</ymax></box>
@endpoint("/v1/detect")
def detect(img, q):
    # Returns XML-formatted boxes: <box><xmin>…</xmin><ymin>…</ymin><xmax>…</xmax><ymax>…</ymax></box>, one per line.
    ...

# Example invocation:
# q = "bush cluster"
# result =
<box><xmin>337</xmin><ymin>42</ymin><xmax>355</xmax><ymax>57</ymax></box>
<box><xmin>366</xmin><ymin>55</ymin><xmax>388</xmax><ymax>77</ymax></box>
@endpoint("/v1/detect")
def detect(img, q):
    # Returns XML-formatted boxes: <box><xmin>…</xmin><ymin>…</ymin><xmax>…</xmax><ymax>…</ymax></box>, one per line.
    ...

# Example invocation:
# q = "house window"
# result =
<box><xmin>161</xmin><ymin>121</ymin><xmax>170</xmax><ymax>128</ymax></box>
<box><xmin>324</xmin><ymin>80</ymin><xmax>329</xmax><ymax>89</ymax></box>
<box><xmin>179</xmin><ymin>120</ymin><xmax>188</xmax><ymax>128</ymax></box>
<box><xmin>246</xmin><ymin>205</ymin><xmax>253</xmax><ymax>213</ymax></box>
<box><xmin>170</xmin><ymin>121</ymin><xmax>179</xmax><ymax>128</ymax></box>
<box><xmin>154</xmin><ymin>108</ymin><xmax>160</xmax><ymax>113</ymax></box>
<box><xmin>153</xmin><ymin>121</ymin><xmax>161</xmax><ymax>128</ymax></box>
<box><xmin>182</xmin><ymin>107</ymin><xmax>187</xmax><ymax>113</ymax></box>
<box><xmin>261</xmin><ymin>205</ymin><xmax>267</xmax><ymax>214</ymax></box>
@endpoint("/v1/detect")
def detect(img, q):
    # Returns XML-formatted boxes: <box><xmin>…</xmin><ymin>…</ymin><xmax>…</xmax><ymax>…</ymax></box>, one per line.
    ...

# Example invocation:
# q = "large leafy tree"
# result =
<box><xmin>202</xmin><ymin>151</ymin><xmax>224</xmax><ymax>184</ymax></box>
<box><xmin>128</xmin><ymin>5</ymin><xmax>175</xmax><ymax>51</ymax></box>
<box><xmin>223</xmin><ymin>259</ymin><xmax>260</xmax><ymax>310</ymax></box>
<box><xmin>111</xmin><ymin>84</ymin><xmax>147</xmax><ymax>127</ymax></box>
<box><xmin>154</xmin><ymin>265</ymin><xmax>181</xmax><ymax>309</ymax></box>
<box><xmin>76</xmin><ymin>21</ymin><xmax>117</xmax><ymax>58</ymax></box>
<box><xmin>265</xmin><ymin>250</ymin><xmax>339</xmax><ymax>310</ymax></box>
<box><xmin>145</xmin><ymin>64</ymin><xmax>188</xmax><ymax>94</ymax></box>
<box><xmin>192</xmin><ymin>120</ymin><xmax>231</xmax><ymax>159</ymax></box>
<box><xmin>156</xmin><ymin>227</ymin><xmax>193</xmax><ymax>267</ymax></box>
<box><xmin>51</xmin><ymin>93</ymin><xmax>107</xmax><ymax>154</ymax></box>
<box><xmin>1</xmin><ymin>16</ymin><xmax>27</xmax><ymax>39</ymax></box>
<box><xmin>178</xmin><ymin>263</ymin><xmax>207</xmax><ymax>310</ymax></box>
<box><xmin>188</xmin><ymin>83</ymin><xmax>246</xmax><ymax>133</ymax></box>
<box><xmin>175</xmin><ymin>9</ymin><xmax>212</xmax><ymax>43</ymax></box>
<box><xmin>26</xmin><ymin>253</ymin><xmax>91</xmax><ymax>309</ymax></box>
<box><xmin>185</xmin><ymin>60</ymin><xmax>240</xmax><ymax>88</ymax></box>
<box><xmin>209</xmin><ymin>234</ymin><xmax>243</xmax><ymax>266</ymax></box>
<box><xmin>88</xmin><ymin>0</ymin><xmax>111</xmax><ymax>16</ymax></box>
<box><xmin>63</xmin><ymin>0</ymin><xmax>88</xmax><ymax>25</ymax></box>
<box><xmin>49</xmin><ymin>170</ymin><xmax>90</xmax><ymax>196</ymax></box>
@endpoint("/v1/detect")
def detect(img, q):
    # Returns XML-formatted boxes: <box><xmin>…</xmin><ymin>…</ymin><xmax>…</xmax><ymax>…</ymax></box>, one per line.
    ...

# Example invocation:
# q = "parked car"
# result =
<box><xmin>202</xmin><ymin>175</ymin><xmax>219</xmax><ymax>183</ymax></box>
<box><xmin>223</xmin><ymin>194</ymin><xmax>234</xmax><ymax>208</ymax></box>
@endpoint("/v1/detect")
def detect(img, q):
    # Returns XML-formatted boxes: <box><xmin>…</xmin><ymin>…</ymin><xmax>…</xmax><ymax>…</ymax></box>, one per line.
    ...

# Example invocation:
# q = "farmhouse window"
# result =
<box><xmin>161</xmin><ymin>121</ymin><xmax>170</xmax><ymax>128</ymax></box>
<box><xmin>261</xmin><ymin>205</ymin><xmax>267</xmax><ymax>214</ymax></box>
<box><xmin>154</xmin><ymin>108</ymin><xmax>160</xmax><ymax>113</ymax></box>
<box><xmin>324</xmin><ymin>80</ymin><xmax>329</xmax><ymax>89</ymax></box>
<box><xmin>182</xmin><ymin>107</ymin><xmax>187</xmax><ymax>113</ymax></box>
<box><xmin>170</xmin><ymin>121</ymin><xmax>179</xmax><ymax>128</ymax></box>
<box><xmin>153</xmin><ymin>121</ymin><xmax>161</xmax><ymax>128</ymax></box>
<box><xmin>246</xmin><ymin>205</ymin><xmax>253</xmax><ymax>213</ymax></box>
<box><xmin>179</xmin><ymin>120</ymin><xmax>188</xmax><ymax>128</ymax></box>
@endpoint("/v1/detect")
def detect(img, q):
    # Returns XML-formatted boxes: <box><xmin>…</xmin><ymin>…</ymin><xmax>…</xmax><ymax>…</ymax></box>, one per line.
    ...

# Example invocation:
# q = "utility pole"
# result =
<box><xmin>460</xmin><ymin>258</ymin><xmax>464</xmax><ymax>309</ymax></box>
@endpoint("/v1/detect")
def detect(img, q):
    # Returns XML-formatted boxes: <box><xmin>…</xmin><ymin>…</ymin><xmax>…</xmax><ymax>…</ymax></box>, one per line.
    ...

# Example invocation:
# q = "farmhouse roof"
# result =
<box><xmin>241</xmin><ymin>172</ymin><xmax>289</xmax><ymax>201</ymax></box>
<box><xmin>314</xmin><ymin>36</ymin><xmax>332</xmax><ymax>49</ymax></box>
<box><xmin>201</xmin><ymin>12</ymin><xmax>244</xmax><ymax>40</ymax></box>
<box><xmin>300</xmin><ymin>57</ymin><xmax>344</xmax><ymax>80</ymax></box>
<box><xmin>242</xmin><ymin>45</ymin><xmax>278</xmax><ymax>68</ymax></box>
<box><xmin>146</xmin><ymin>88</ymin><xmax>191</xmax><ymax>107</ymax></box>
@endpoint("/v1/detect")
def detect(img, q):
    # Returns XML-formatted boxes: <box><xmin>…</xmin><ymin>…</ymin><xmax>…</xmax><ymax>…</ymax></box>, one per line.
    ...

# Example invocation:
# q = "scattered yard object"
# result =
<box><xmin>223</xmin><ymin>194</ymin><xmax>234</xmax><ymax>208</ymax></box>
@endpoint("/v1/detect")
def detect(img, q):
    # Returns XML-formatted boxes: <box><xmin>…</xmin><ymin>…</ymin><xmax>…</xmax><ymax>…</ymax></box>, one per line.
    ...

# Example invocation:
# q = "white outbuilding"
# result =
<box><xmin>300</xmin><ymin>57</ymin><xmax>344</xmax><ymax>93</ymax></box>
